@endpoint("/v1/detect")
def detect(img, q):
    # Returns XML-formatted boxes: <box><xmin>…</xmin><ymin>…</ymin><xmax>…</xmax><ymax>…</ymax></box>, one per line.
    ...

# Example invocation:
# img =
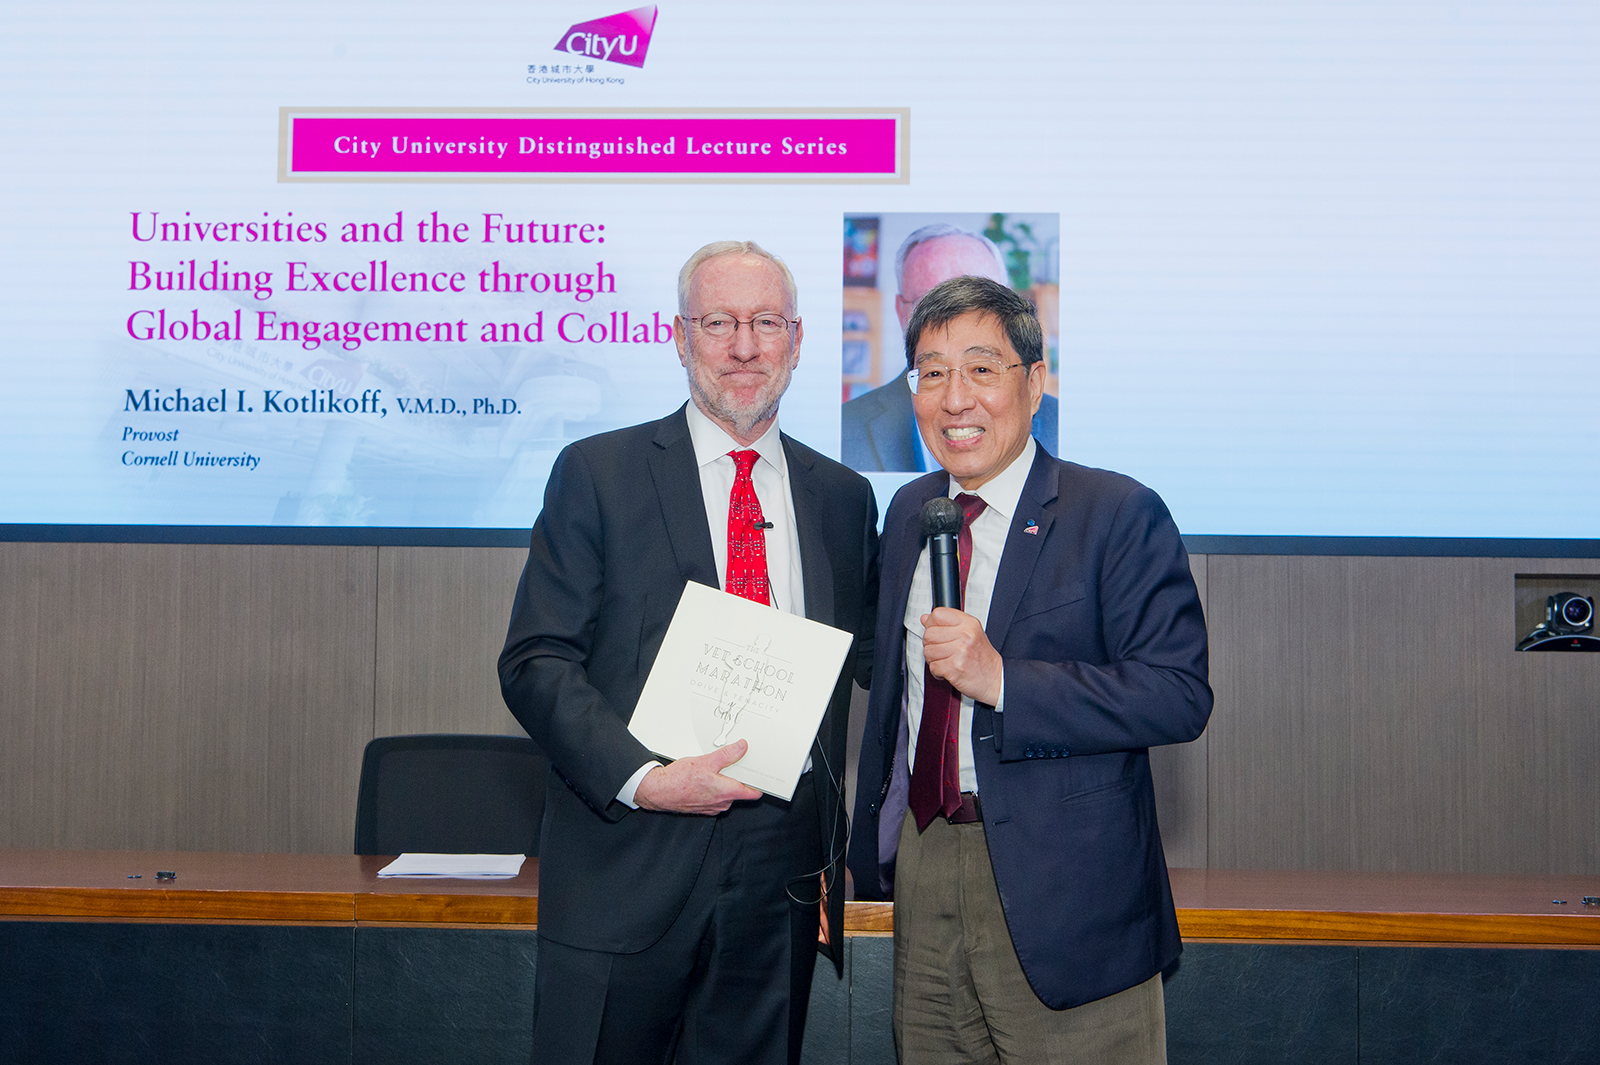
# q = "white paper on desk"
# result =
<box><xmin>376</xmin><ymin>853</ymin><xmax>526</xmax><ymax>878</ymax></box>
<box><xmin>627</xmin><ymin>581</ymin><xmax>854</xmax><ymax>801</ymax></box>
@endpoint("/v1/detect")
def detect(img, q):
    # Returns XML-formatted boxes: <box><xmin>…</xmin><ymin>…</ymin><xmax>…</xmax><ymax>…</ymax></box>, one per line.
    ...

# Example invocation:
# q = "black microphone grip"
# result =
<box><xmin>929</xmin><ymin>532</ymin><xmax>960</xmax><ymax>611</ymax></box>
<box><xmin>921</xmin><ymin>496</ymin><xmax>965</xmax><ymax>612</ymax></box>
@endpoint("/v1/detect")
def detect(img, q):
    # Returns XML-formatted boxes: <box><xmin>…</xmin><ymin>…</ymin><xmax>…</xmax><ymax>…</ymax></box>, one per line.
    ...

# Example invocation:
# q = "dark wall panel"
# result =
<box><xmin>1359</xmin><ymin>947</ymin><xmax>1600</xmax><ymax>1065</ymax></box>
<box><xmin>0</xmin><ymin>920</ymin><xmax>353</xmax><ymax>1065</ymax></box>
<box><xmin>1165</xmin><ymin>944</ymin><xmax>1357</xmax><ymax>1065</ymax></box>
<box><xmin>354</xmin><ymin>927</ymin><xmax>536</xmax><ymax>1065</ymax></box>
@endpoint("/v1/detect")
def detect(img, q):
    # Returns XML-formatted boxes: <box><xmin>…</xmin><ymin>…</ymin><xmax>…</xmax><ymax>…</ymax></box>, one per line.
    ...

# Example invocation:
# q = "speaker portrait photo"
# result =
<box><xmin>841</xmin><ymin>213</ymin><xmax>1061</xmax><ymax>473</ymax></box>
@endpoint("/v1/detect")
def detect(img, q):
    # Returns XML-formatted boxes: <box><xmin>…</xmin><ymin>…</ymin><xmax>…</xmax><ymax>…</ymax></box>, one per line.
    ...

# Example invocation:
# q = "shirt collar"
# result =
<box><xmin>947</xmin><ymin>436</ymin><xmax>1036</xmax><ymax>523</ymax></box>
<box><xmin>684</xmin><ymin>400</ymin><xmax>785</xmax><ymax>471</ymax></box>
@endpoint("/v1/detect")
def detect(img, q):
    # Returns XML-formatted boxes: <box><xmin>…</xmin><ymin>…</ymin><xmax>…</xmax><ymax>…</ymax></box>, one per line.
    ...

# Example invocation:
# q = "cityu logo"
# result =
<box><xmin>553</xmin><ymin>5</ymin><xmax>658</xmax><ymax>69</ymax></box>
<box><xmin>302</xmin><ymin>358</ymin><xmax>363</xmax><ymax>397</ymax></box>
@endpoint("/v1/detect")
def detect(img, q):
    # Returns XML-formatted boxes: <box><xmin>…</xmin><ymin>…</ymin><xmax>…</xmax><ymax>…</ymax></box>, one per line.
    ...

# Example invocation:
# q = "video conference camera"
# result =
<box><xmin>1517</xmin><ymin>592</ymin><xmax>1599</xmax><ymax>651</ymax></box>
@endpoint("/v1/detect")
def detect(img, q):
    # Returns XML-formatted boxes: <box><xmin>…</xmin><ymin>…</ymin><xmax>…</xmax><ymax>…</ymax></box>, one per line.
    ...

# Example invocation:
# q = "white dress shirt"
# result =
<box><xmin>683</xmin><ymin>403</ymin><xmax>806</xmax><ymax>618</ymax></box>
<box><xmin>903</xmin><ymin>437</ymin><xmax>1036</xmax><ymax>794</ymax></box>
<box><xmin>617</xmin><ymin>403</ymin><xmax>807</xmax><ymax>806</ymax></box>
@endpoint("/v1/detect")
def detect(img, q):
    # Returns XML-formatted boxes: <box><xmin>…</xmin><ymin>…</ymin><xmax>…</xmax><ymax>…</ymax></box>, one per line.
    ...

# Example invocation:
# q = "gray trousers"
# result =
<box><xmin>892</xmin><ymin>811</ymin><xmax>1166</xmax><ymax>1065</ymax></box>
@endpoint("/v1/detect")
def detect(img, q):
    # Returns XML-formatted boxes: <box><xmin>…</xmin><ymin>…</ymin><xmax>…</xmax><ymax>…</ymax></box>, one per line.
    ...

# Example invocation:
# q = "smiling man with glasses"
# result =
<box><xmin>849</xmin><ymin>275</ymin><xmax>1211</xmax><ymax>1065</ymax></box>
<box><xmin>905</xmin><ymin>281</ymin><xmax>1046</xmax><ymax>495</ymax></box>
<box><xmin>677</xmin><ymin>255</ymin><xmax>802</xmax><ymax>445</ymax></box>
<box><xmin>501</xmin><ymin>240</ymin><xmax>877</xmax><ymax>1065</ymax></box>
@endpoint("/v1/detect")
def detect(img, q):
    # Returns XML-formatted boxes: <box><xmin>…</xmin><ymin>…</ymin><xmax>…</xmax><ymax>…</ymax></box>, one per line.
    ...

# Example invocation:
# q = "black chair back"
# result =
<box><xmin>353</xmin><ymin>734</ymin><xmax>547</xmax><ymax>855</ymax></box>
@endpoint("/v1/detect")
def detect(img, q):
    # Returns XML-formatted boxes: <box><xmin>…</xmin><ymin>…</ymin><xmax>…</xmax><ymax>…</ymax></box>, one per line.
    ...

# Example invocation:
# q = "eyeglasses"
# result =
<box><xmin>688</xmin><ymin>312</ymin><xmax>796</xmax><ymax>339</ymax></box>
<box><xmin>907</xmin><ymin>357</ymin><xmax>1024</xmax><ymax>395</ymax></box>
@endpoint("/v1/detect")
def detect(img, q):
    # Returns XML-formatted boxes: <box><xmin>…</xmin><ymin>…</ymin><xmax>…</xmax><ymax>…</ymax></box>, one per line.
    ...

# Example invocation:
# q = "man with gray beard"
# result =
<box><xmin>500</xmin><ymin>240</ymin><xmax>878</xmax><ymax>1064</ymax></box>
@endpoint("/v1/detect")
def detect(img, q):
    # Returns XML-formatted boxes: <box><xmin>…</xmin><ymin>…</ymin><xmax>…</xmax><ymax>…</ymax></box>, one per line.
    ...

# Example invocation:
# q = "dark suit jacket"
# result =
<box><xmin>500</xmin><ymin>405</ymin><xmax>877</xmax><ymax>969</ymax></box>
<box><xmin>841</xmin><ymin>374</ymin><xmax>1060</xmax><ymax>472</ymax></box>
<box><xmin>846</xmin><ymin>445</ymin><xmax>1210</xmax><ymax>1009</ymax></box>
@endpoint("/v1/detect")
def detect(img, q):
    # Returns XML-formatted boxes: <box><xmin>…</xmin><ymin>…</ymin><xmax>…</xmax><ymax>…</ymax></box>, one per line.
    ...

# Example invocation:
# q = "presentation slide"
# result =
<box><xmin>2</xmin><ymin>1</ymin><xmax>1595</xmax><ymax>541</ymax></box>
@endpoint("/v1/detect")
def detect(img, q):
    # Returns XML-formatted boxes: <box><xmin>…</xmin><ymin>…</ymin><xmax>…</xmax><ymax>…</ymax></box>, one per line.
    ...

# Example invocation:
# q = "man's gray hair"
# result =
<box><xmin>904</xmin><ymin>275</ymin><xmax>1044</xmax><ymax>370</ymax></box>
<box><xmin>893</xmin><ymin>223</ymin><xmax>1008</xmax><ymax>293</ymax></box>
<box><xmin>677</xmin><ymin>240</ymin><xmax>798</xmax><ymax>316</ymax></box>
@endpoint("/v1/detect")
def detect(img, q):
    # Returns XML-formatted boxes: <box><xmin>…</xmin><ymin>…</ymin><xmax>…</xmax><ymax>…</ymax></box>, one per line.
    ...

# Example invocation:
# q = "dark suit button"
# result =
<box><xmin>1024</xmin><ymin>747</ymin><xmax>1036</xmax><ymax>758</ymax></box>
<box><xmin>868</xmin><ymin>803</ymin><xmax>878</xmax><ymax>815</ymax></box>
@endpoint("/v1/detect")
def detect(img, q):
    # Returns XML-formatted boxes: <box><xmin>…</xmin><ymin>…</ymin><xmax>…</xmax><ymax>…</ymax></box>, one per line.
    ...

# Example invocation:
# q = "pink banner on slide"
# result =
<box><xmin>286</xmin><ymin>114</ymin><xmax>905</xmax><ymax>180</ymax></box>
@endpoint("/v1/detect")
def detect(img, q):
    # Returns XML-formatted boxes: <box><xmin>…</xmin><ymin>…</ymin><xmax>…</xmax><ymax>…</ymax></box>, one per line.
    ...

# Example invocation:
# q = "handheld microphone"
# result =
<box><xmin>921</xmin><ymin>497</ymin><xmax>963</xmax><ymax>611</ymax></box>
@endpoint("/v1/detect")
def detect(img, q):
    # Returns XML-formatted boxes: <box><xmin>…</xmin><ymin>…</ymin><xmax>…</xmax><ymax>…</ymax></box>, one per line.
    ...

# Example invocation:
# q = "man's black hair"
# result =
<box><xmin>903</xmin><ymin>275</ymin><xmax>1043</xmax><ymax>369</ymax></box>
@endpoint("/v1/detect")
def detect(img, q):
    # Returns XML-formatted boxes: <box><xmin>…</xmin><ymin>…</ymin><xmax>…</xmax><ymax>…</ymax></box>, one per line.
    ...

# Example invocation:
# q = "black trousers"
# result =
<box><xmin>531</xmin><ymin>773</ymin><xmax>822</xmax><ymax>1065</ymax></box>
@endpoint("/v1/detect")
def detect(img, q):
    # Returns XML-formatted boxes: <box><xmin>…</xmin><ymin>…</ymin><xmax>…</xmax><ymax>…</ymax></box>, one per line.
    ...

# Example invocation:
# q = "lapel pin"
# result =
<box><xmin>1024</xmin><ymin>520</ymin><xmax>1039</xmax><ymax>535</ymax></box>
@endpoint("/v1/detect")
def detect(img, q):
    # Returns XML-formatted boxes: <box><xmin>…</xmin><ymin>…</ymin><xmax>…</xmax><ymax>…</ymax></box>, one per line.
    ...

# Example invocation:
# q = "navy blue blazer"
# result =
<box><xmin>846</xmin><ymin>444</ymin><xmax>1210</xmax><ymax>1009</ymax></box>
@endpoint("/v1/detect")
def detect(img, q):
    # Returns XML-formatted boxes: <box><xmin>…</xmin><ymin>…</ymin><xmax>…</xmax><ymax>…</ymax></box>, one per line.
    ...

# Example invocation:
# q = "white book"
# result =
<box><xmin>627</xmin><ymin>581</ymin><xmax>854</xmax><ymax>801</ymax></box>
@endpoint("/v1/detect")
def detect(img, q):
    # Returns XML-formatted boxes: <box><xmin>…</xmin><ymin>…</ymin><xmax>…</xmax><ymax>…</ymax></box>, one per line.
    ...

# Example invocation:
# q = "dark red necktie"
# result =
<box><xmin>909</xmin><ymin>492</ymin><xmax>988</xmax><ymax>830</ymax></box>
<box><xmin>725</xmin><ymin>450</ymin><xmax>771</xmax><ymax>605</ymax></box>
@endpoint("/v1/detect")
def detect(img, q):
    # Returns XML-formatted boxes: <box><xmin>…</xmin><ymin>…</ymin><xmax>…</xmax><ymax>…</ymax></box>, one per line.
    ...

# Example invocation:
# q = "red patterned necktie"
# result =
<box><xmin>725</xmin><ymin>450</ymin><xmax>771</xmax><ymax>605</ymax></box>
<box><xmin>908</xmin><ymin>492</ymin><xmax>988</xmax><ymax>830</ymax></box>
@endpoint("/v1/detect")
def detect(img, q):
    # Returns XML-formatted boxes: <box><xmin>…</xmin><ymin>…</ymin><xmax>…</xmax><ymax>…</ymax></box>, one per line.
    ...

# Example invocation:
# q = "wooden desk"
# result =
<box><xmin>0</xmin><ymin>849</ymin><xmax>541</xmax><ymax>925</ymax></box>
<box><xmin>5</xmin><ymin>851</ymin><xmax>1595</xmax><ymax>947</ymax></box>
<box><xmin>3</xmin><ymin>852</ymin><xmax>1599</xmax><ymax>1065</ymax></box>
<box><xmin>1169</xmin><ymin>867</ymin><xmax>1600</xmax><ymax>946</ymax></box>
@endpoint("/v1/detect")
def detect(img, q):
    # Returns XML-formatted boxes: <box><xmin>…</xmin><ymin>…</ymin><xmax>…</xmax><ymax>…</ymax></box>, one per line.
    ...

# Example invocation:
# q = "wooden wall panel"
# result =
<box><xmin>374</xmin><ymin>546</ymin><xmax>528</xmax><ymax>738</ymax></box>
<box><xmin>1477</xmin><ymin>560</ymin><xmax>1600</xmax><ymax>874</ymax></box>
<box><xmin>238</xmin><ymin>545</ymin><xmax>379</xmax><ymax>854</ymax></box>
<box><xmin>6</xmin><ymin>542</ymin><xmax>1598</xmax><ymax>871</ymax></box>
<box><xmin>1206</xmin><ymin>555</ymin><xmax>1600</xmax><ymax>875</ymax></box>
<box><xmin>5</xmin><ymin>544</ymin><xmax>198</xmax><ymax>851</ymax></box>
<box><xmin>0</xmin><ymin>544</ymin><xmax>43</xmax><ymax>848</ymax></box>
<box><xmin>1151</xmin><ymin>554</ymin><xmax>1209</xmax><ymax>868</ymax></box>
<box><xmin>0</xmin><ymin>543</ymin><xmax>377</xmax><ymax>855</ymax></box>
<box><xmin>1208</xmin><ymin>555</ymin><xmax>1363</xmax><ymax>870</ymax></box>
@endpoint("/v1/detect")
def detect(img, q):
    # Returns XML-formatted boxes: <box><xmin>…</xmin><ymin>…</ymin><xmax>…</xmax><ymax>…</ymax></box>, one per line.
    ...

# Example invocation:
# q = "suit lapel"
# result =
<box><xmin>648</xmin><ymin>407</ymin><xmax>718</xmax><ymax>588</ymax></box>
<box><xmin>983</xmin><ymin>448</ymin><xmax>1059</xmax><ymax>651</ymax></box>
<box><xmin>783</xmin><ymin>436</ymin><xmax>837</xmax><ymax>627</ymax></box>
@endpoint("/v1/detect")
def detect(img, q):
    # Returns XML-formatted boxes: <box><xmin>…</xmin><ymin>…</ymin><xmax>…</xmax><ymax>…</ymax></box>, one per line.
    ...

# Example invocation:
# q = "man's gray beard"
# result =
<box><xmin>686</xmin><ymin>372</ymin><xmax>781</xmax><ymax>437</ymax></box>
